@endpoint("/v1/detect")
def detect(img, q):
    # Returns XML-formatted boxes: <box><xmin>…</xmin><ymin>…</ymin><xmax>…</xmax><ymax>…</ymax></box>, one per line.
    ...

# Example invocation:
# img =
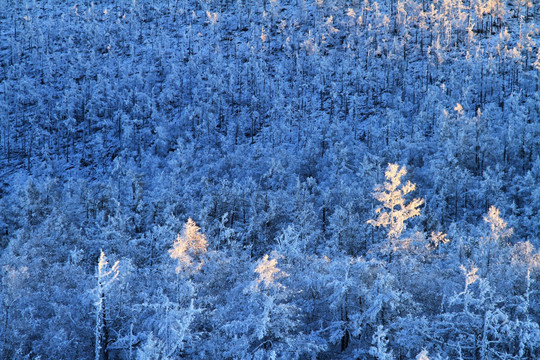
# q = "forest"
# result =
<box><xmin>0</xmin><ymin>0</ymin><xmax>539</xmax><ymax>358</ymax></box>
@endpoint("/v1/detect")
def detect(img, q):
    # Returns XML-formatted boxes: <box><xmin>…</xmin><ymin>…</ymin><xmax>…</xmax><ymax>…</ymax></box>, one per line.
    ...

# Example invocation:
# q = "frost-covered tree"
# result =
<box><xmin>369</xmin><ymin>325</ymin><xmax>394</xmax><ymax>360</ymax></box>
<box><xmin>255</xmin><ymin>253</ymin><xmax>289</xmax><ymax>289</ymax></box>
<box><xmin>95</xmin><ymin>250</ymin><xmax>120</xmax><ymax>360</ymax></box>
<box><xmin>169</xmin><ymin>218</ymin><xmax>208</xmax><ymax>275</ymax></box>
<box><xmin>416</xmin><ymin>349</ymin><xmax>430</xmax><ymax>360</ymax></box>
<box><xmin>367</xmin><ymin>163</ymin><xmax>424</xmax><ymax>256</ymax></box>
<box><xmin>0</xmin><ymin>265</ymin><xmax>28</xmax><ymax>358</ymax></box>
<box><xmin>482</xmin><ymin>205</ymin><xmax>512</xmax><ymax>275</ymax></box>
<box><xmin>1</xmin><ymin>0</ymin><xmax>540</xmax><ymax>358</ymax></box>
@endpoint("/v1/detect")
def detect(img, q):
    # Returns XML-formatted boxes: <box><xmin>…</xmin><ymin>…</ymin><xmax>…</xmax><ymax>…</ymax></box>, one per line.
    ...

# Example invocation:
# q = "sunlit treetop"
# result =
<box><xmin>367</xmin><ymin>163</ymin><xmax>424</xmax><ymax>241</ymax></box>
<box><xmin>255</xmin><ymin>253</ymin><xmax>288</xmax><ymax>289</ymax></box>
<box><xmin>169</xmin><ymin>218</ymin><xmax>208</xmax><ymax>275</ymax></box>
<box><xmin>97</xmin><ymin>250</ymin><xmax>119</xmax><ymax>288</ymax></box>
<box><xmin>483</xmin><ymin>205</ymin><xmax>513</xmax><ymax>242</ymax></box>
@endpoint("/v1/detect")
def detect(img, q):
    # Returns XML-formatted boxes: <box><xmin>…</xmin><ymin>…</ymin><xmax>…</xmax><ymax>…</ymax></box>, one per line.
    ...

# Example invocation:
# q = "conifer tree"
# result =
<box><xmin>169</xmin><ymin>218</ymin><xmax>208</xmax><ymax>275</ymax></box>
<box><xmin>367</xmin><ymin>163</ymin><xmax>424</xmax><ymax>255</ymax></box>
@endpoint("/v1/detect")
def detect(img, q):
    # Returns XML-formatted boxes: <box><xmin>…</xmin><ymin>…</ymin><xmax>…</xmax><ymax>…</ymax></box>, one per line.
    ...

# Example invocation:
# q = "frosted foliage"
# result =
<box><xmin>2</xmin><ymin>265</ymin><xmax>28</xmax><ymax>294</ymax></box>
<box><xmin>1</xmin><ymin>0</ymin><xmax>540</xmax><ymax>358</ymax></box>
<box><xmin>511</xmin><ymin>241</ymin><xmax>540</xmax><ymax>269</ymax></box>
<box><xmin>169</xmin><ymin>218</ymin><xmax>208</xmax><ymax>274</ymax></box>
<box><xmin>460</xmin><ymin>265</ymin><xmax>479</xmax><ymax>288</ymax></box>
<box><xmin>255</xmin><ymin>254</ymin><xmax>288</xmax><ymax>288</ymax></box>
<box><xmin>416</xmin><ymin>349</ymin><xmax>429</xmax><ymax>360</ymax></box>
<box><xmin>427</xmin><ymin>231</ymin><xmax>450</xmax><ymax>249</ymax></box>
<box><xmin>483</xmin><ymin>205</ymin><xmax>513</xmax><ymax>242</ymax></box>
<box><xmin>367</xmin><ymin>163</ymin><xmax>424</xmax><ymax>241</ymax></box>
<box><xmin>97</xmin><ymin>250</ymin><xmax>120</xmax><ymax>287</ymax></box>
<box><xmin>136</xmin><ymin>333</ymin><xmax>163</xmax><ymax>360</ymax></box>
<box><xmin>95</xmin><ymin>250</ymin><xmax>119</xmax><ymax>360</ymax></box>
<box><xmin>369</xmin><ymin>325</ymin><xmax>394</xmax><ymax>360</ymax></box>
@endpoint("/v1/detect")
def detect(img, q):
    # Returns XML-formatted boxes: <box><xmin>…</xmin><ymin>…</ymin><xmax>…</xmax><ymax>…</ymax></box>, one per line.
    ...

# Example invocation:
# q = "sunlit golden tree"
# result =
<box><xmin>169</xmin><ymin>218</ymin><xmax>208</xmax><ymax>275</ymax></box>
<box><xmin>367</xmin><ymin>163</ymin><xmax>424</xmax><ymax>253</ymax></box>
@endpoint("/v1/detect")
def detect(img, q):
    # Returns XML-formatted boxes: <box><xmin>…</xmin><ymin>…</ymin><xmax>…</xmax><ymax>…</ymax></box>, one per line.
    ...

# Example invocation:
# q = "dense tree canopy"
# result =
<box><xmin>0</xmin><ymin>0</ymin><xmax>539</xmax><ymax>358</ymax></box>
